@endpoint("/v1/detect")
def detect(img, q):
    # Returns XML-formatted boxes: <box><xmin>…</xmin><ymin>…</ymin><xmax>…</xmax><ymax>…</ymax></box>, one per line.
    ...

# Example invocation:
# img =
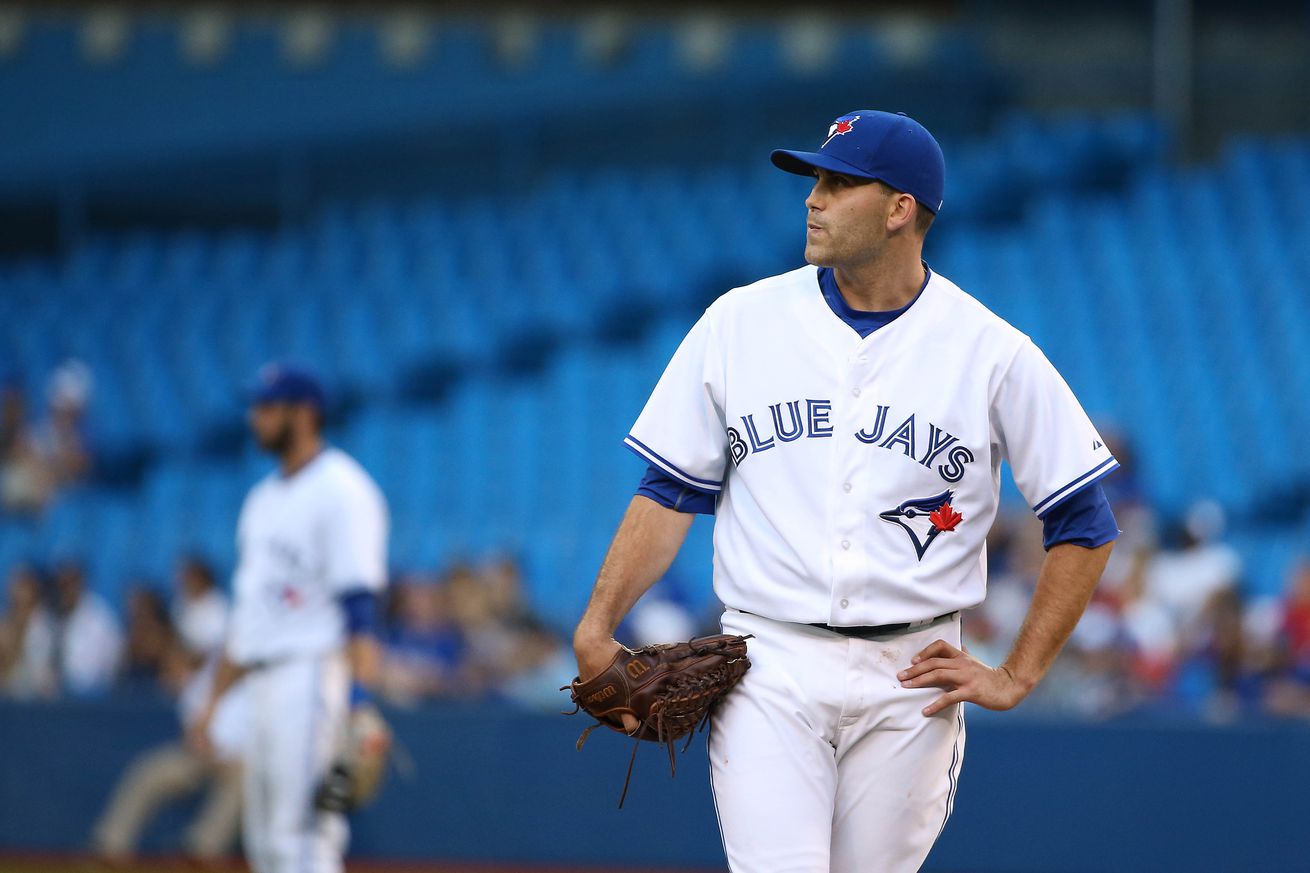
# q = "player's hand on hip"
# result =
<box><xmin>572</xmin><ymin>633</ymin><xmax>641</xmax><ymax>734</ymax></box>
<box><xmin>898</xmin><ymin>639</ymin><xmax>1031</xmax><ymax>717</ymax></box>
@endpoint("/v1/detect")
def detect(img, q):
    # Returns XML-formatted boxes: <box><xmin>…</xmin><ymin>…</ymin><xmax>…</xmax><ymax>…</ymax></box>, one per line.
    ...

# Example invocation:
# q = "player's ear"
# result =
<box><xmin>886</xmin><ymin>192</ymin><xmax>916</xmax><ymax>235</ymax></box>
<box><xmin>293</xmin><ymin>402</ymin><xmax>322</xmax><ymax>435</ymax></box>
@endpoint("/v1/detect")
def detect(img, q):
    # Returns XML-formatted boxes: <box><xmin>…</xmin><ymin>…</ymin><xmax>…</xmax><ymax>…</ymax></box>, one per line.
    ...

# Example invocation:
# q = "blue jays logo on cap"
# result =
<box><xmin>251</xmin><ymin>362</ymin><xmax>326</xmax><ymax>410</ymax></box>
<box><xmin>822</xmin><ymin>114</ymin><xmax>860</xmax><ymax>147</ymax></box>
<box><xmin>879</xmin><ymin>490</ymin><xmax>964</xmax><ymax>560</ymax></box>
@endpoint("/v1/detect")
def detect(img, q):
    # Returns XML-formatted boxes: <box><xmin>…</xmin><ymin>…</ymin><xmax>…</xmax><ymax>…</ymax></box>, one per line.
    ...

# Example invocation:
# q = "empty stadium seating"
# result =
<box><xmin>2</xmin><ymin>112</ymin><xmax>1307</xmax><ymax>624</ymax></box>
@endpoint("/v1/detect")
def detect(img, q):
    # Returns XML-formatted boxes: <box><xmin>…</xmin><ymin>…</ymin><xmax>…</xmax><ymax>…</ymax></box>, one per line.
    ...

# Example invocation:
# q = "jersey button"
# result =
<box><xmin>843</xmin><ymin>482</ymin><xmax>852</xmax><ymax>493</ymax></box>
<box><xmin>840</xmin><ymin>598</ymin><xmax>849</xmax><ymax>609</ymax></box>
<box><xmin>841</xmin><ymin>540</ymin><xmax>850</xmax><ymax>550</ymax></box>
<box><xmin>851</xmin><ymin>387</ymin><xmax>861</xmax><ymax>397</ymax></box>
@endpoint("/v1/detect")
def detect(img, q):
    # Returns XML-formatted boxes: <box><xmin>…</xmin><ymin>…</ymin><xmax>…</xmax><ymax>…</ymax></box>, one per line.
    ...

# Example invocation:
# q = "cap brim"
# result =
<box><xmin>770</xmin><ymin>149</ymin><xmax>880</xmax><ymax>180</ymax></box>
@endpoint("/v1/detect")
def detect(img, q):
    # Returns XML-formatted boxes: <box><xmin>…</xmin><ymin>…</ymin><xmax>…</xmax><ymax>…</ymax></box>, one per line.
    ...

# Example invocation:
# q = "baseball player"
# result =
<box><xmin>573</xmin><ymin>110</ymin><xmax>1120</xmax><ymax>872</ymax></box>
<box><xmin>190</xmin><ymin>364</ymin><xmax>389</xmax><ymax>873</ymax></box>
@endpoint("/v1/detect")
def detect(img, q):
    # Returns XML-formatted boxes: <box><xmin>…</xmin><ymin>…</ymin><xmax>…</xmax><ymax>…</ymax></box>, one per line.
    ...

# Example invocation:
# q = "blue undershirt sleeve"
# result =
<box><xmin>338</xmin><ymin>588</ymin><xmax>381</xmax><ymax>637</ymax></box>
<box><xmin>1041</xmin><ymin>483</ymin><xmax>1120</xmax><ymax>551</ymax></box>
<box><xmin>338</xmin><ymin>588</ymin><xmax>380</xmax><ymax>708</ymax></box>
<box><xmin>636</xmin><ymin>465</ymin><xmax>718</xmax><ymax>515</ymax></box>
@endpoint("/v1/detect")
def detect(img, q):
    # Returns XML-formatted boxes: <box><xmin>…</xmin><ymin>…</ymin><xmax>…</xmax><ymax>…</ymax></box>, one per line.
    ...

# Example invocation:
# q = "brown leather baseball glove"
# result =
<box><xmin>565</xmin><ymin>633</ymin><xmax>752</xmax><ymax>806</ymax></box>
<box><xmin>314</xmin><ymin>703</ymin><xmax>393</xmax><ymax>813</ymax></box>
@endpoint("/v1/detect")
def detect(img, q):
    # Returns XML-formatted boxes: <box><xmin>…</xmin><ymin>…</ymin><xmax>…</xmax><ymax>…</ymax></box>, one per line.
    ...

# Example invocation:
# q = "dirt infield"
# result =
<box><xmin>0</xmin><ymin>855</ymin><xmax>725</xmax><ymax>873</ymax></box>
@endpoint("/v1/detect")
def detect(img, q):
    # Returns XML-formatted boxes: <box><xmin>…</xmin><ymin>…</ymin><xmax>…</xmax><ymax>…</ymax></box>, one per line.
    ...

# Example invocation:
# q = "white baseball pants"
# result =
<box><xmin>242</xmin><ymin>652</ymin><xmax>349</xmax><ymax>873</ymax></box>
<box><xmin>710</xmin><ymin>610</ymin><xmax>966</xmax><ymax>873</ymax></box>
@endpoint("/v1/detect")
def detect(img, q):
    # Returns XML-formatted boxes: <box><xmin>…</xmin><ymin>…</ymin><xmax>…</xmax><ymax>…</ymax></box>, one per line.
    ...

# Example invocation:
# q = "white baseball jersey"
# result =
<box><xmin>228</xmin><ymin>447</ymin><xmax>389</xmax><ymax>665</ymax></box>
<box><xmin>179</xmin><ymin>655</ymin><xmax>249</xmax><ymax>763</ymax></box>
<box><xmin>627</xmin><ymin>264</ymin><xmax>1117</xmax><ymax>627</ymax></box>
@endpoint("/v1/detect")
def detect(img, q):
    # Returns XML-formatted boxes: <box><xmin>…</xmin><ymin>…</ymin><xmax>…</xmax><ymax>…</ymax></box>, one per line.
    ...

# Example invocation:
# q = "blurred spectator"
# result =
<box><xmin>497</xmin><ymin>619</ymin><xmax>575</xmax><ymax>711</ymax></box>
<box><xmin>972</xmin><ymin>524</ymin><xmax>1308</xmax><ymax>721</ymax></box>
<box><xmin>172</xmin><ymin>555</ymin><xmax>229</xmax><ymax>657</ymax></box>
<box><xmin>627</xmin><ymin>593</ymin><xmax>697</xmax><ymax>647</ymax></box>
<box><xmin>446</xmin><ymin>562</ymin><xmax>525</xmax><ymax>693</ymax></box>
<box><xmin>1023</xmin><ymin>600</ymin><xmax>1140</xmax><ymax>720</ymax></box>
<box><xmin>0</xmin><ymin>378</ymin><xmax>53</xmax><ymax>514</ymax></box>
<box><xmin>1119</xmin><ymin>500</ymin><xmax>1240</xmax><ymax>693</ymax></box>
<box><xmin>381</xmin><ymin>573</ymin><xmax>467</xmax><ymax>705</ymax></box>
<box><xmin>51</xmin><ymin>561</ymin><xmax>123</xmax><ymax>697</ymax></box>
<box><xmin>31</xmin><ymin>358</ymin><xmax>94</xmax><ymax>488</ymax></box>
<box><xmin>965</xmin><ymin>510</ymin><xmax>1046</xmax><ymax>664</ymax></box>
<box><xmin>0</xmin><ymin>563</ymin><xmax>57</xmax><ymax>699</ymax></box>
<box><xmin>965</xmin><ymin>511</ymin><xmax>1136</xmax><ymax>717</ymax></box>
<box><xmin>120</xmin><ymin>585</ymin><xmax>176</xmax><ymax>693</ymax></box>
<box><xmin>1280</xmin><ymin>560</ymin><xmax>1310</xmax><ymax>672</ymax></box>
<box><xmin>380</xmin><ymin>556</ymin><xmax>571</xmax><ymax>705</ymax></box>
<box><xmin>481</xmin><ymin>554</ymin><xmax>531</xmax><ymax>621</ymax></box>
<box><xmin>92</xmin><ymin>642</ymin><xmax>245</xmax><ymax>864</ymax></box>
<box><xmin>1175</xmin><ymin>587</ymin><xmax>1250</xmax><ymax>721</ymax></box>
<box><xmin>1266</xmin><ymin>559</ymin><xmax>1310</xmax><ymax>718</ymax></box>
<box><xmin>1093</xmin><ymin>429</ymin><xmax>1157</xmax><ymax>608</ymax></box>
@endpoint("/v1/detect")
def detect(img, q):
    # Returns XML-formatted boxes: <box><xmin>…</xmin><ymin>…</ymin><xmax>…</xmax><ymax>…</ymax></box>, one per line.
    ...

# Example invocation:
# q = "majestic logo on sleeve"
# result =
<box><xmin>879</xmin><ymin>490</ymin><xmax>964</xmax><ymax>560</ymax></box>
<box><xmin>822</xmin><ymin>115</ymin><xmax>860</xmax><ymax>147</ymax></box>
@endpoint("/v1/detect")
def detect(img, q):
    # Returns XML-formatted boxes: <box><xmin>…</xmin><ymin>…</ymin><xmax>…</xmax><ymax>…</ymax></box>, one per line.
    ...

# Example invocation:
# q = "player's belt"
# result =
<box><xmin>808</xmin><ymin>610</ymin><xmax>958</xmax><ymax>639</ymax></box>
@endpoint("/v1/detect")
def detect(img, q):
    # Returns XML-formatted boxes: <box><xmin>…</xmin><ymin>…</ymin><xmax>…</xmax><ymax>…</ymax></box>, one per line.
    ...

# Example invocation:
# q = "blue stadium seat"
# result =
<box><xmin>3</xmin><ymin>116</ymin><xmax>1308</xmax><ymax>617</ymax></box>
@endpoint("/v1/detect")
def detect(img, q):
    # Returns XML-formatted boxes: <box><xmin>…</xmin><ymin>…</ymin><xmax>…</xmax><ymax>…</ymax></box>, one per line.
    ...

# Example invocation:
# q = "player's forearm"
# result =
<box><xmin>208</xmin><ymin>652</ymin><xmax>249</xmax><ymax>707</ymax></box>
<box><xmin>188</xmin><ymin>654</ymin><xmax>247</xmax><ymax>754</ymax></box>
<box><xmin>574</xmin><ymin>495</ymin><xmax>695</xmax><ymax>644</ymax></box>
<box><xmin>1001</xmin><ymin>541</ymin><xmax>1113</xmax><ymax>691</ymax></box>
<box><xmin>347</xmin><ymin>634</ymin><xmax>382</xmax><ymax>688</ymax></box>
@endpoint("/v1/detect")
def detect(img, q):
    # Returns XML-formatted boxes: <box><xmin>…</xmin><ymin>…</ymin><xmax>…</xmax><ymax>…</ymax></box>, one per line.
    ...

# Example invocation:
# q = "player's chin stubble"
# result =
<box><xmin>807</xmin><ymin>227</ymin><xmax>888</xmax><ymax>271</ymax></box>
<box><xmin>255</xmin><ymin>422</ymin><xmax>294</xmax><ymax>455</ymax></box>
<box><xmin>805</xmin><ymin>240</ymin><xmax>853</xmax><ymax>270</ymax></box>
<box><xmin>805</xmin><ymin>222</ymin><xmax>867</xmax><ymax>268</ymax></box>
<box><xmin>804</xmin><ymin>237</ymin><xmax>834</xmax><ymax>267</ymax></box>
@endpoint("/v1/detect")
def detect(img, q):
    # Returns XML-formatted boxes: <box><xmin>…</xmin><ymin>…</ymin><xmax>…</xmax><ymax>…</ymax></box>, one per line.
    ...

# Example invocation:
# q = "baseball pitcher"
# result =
<box><xmin>573</xmin><ymin>110</ymin><xmax>1120</xmax><ymax>872</ymax></box>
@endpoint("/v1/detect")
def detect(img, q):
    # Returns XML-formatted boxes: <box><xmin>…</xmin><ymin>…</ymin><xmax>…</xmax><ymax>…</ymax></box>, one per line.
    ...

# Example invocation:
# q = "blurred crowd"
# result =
<box><xmin>0</xmin><ymin>551</ymin><xmax>586</xmax><ymax>712</ymax></box>
<box><xmin>0</xmin><ymin>555</ymin><xmax>223</xmax><ymax>700</ymax></box>
<box><xmin>966</xmin><ymin>441</ymin><xmax>1310</xmax><ymax>722</ymax></box>
<box><xmin>0</xmin><ymin>359</ymin><xmax>95</xmax><ymax>515</ymax></box>
<box><xmin>378</xmin><ymin>556</ymin><xmax>577</xmax><ymax>710</ymax></box>
<box><xmin>2</xmin><ymin>436</ymin><xmax>1309</xmax><ymax>724</ymax></box>
<box><xmin>0</xmin><ymin>550</ymin><xmax>702</xmax><ymax>863</ymax></box>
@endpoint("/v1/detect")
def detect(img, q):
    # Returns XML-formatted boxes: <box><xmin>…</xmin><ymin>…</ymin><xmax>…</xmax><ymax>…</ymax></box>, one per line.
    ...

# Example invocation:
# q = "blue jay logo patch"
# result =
<box><xmin>822</xmin><ymin>114</ymin><xmax>860</xmax><ymax>147</ymax></box>
<box><xmin>879</xmin><ymin>490</ymin><xmax>963</xmax><ymax>560</ymax></box>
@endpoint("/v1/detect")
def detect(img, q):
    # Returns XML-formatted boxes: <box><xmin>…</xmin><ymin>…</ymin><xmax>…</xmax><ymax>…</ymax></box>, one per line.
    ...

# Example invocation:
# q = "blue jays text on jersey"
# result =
<box><xmin>727</xmin><ymin>399</ymin><xmax>976</xmax><ymax>483</ymax></box>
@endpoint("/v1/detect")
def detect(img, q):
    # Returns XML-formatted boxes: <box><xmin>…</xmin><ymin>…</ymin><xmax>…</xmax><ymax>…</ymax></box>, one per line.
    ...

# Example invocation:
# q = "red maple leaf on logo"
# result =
<box><xmin>824</xmin><ymin>116</ymin><xmax>860</xmax><ymax>145</ymax></box>
<box><xmin>929</xmin><ymin>502</ymin><xmax>963</xmax><ymax>532</ymax></box>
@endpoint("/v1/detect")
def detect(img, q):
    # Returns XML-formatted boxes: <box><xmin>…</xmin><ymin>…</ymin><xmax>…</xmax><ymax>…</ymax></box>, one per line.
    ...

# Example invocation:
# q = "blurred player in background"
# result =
<box><xmin>190</xmin><ymin>364</ymin><xmax>389</xmax><ymax>873</ymax></box>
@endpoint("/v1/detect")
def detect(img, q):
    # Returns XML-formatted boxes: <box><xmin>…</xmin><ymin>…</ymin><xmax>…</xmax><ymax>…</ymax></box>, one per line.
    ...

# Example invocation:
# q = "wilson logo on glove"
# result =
<box><xmin>585</xmin><ymin>685</ymin><xmax>619</xmax><ymax>705</ymax></box>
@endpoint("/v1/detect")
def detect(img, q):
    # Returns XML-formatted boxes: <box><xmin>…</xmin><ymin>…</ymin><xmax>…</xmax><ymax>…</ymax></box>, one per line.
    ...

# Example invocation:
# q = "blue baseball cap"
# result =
<box><xmin>771</xmin><ymin>110</ymin><xmax>945</xmax><ymax>214</ymax></box>
<box><xmin>250</xmin><ymin>362</ymin><xmax>326</xmax><ymax>410</ymax></box>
